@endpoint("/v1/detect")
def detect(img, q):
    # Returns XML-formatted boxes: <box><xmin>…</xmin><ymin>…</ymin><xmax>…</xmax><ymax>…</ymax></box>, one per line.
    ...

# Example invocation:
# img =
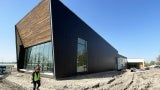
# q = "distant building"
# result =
<box><xmin>127</xmin><ymin>59</ymin><xmax>144</xmax><ymax>69</ymax></box>
<box><xmin>117</xmin><ymin>55</ymin><xmax>127</xmax><ymax>70</ymax></box>
<box><xmin>15</xmin><ymin>0</ymin><xmax>125</xmax><ymax>79</ymax></box>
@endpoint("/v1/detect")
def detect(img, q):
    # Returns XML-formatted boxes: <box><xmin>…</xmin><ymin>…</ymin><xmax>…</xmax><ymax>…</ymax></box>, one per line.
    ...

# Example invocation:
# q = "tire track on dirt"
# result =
<box><xmin>124</xmin><ymin>73</ymin><xmax>134</xmax><ymax>90</ymax></box>
<box><xmin>95</xmin><ymin>71</ymin><xmax>134</xmax><ymax>90</ymax></box>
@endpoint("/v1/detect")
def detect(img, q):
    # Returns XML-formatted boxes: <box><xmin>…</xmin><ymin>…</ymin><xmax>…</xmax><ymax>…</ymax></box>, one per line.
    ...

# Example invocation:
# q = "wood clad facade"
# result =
<box><xmin>16</xmin><ymin>0</ymin><xmax>51</xmax><ymax>48</ymax></box>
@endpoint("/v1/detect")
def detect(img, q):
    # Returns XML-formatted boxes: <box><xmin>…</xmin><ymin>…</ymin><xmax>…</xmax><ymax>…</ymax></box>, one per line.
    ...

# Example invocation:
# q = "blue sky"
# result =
<box><xmin>0</xmin><ymin>0</ymin><xmax>41</xmax><ymax>62</ymax></box>
<box><xmin>1</xmin><ymin>0</ymin><xmax>160</xmax><ymax>62</ymax></box>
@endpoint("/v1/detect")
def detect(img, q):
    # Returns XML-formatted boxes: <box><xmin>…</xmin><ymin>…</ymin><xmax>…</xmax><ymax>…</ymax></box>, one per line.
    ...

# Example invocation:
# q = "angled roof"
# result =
<box><xmin>118</xmin><ymin>54</ymin><xmax>127</xmax><ymax>59</ymax></box>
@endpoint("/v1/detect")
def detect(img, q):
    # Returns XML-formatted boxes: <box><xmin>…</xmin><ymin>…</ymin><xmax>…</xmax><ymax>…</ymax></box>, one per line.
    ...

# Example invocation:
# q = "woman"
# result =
<box><xmin>32</xmin><ymin>66</ymin><xmax>41</xmax><ymax>90</ymax></box>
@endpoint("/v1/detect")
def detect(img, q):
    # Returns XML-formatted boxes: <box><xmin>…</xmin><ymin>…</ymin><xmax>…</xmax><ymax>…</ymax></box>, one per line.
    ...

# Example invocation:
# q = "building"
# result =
<box><xmin>117</xmin><ymin>55</ymin><xmax>127</xmax><ymax>70</ymax></box>
<box><xmin>15</xmin><ymin>0</ymin><xmax>124</xmax><ymax>79</ymax></box>
<box><xmin>127</xmin><ymin>58</ymin><xmax>145</xmax><ymax>69</ymax></box>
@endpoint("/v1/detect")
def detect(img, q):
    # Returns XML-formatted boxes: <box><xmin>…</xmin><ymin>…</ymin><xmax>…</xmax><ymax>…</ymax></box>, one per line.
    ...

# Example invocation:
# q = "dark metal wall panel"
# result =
<box><xmin>18</xmin><ymin>45</ymin><xmax>25</xmax><ymax>69</ymax></box>
<box><xmin>51</xmin><ymin>1</ymin><xmax>118</xmax><ymax>79</ymax></box>
<box><xmin>51</xmin><ymin>1</ymin><xmax>77</xmax><ymax>78</ymax></box>
<box><xmin>15</xmin><ymin>27</ymin><xmax>25</xmax><ymax>71</ymax></box>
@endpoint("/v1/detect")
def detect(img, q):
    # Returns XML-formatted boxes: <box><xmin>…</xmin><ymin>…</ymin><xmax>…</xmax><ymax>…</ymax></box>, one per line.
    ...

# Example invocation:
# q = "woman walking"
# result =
<box><xmin>32</xmin><ymin>66</ymin><xmax>41</xmax><ymax>90</ymax></box>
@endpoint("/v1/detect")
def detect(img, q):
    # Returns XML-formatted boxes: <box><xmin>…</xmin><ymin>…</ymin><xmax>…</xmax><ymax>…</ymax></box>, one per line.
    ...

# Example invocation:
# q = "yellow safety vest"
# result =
<box><xmin>34</xmin><ymin>73</ymin><xmax>40</xmax><ymax>81</ymax></box>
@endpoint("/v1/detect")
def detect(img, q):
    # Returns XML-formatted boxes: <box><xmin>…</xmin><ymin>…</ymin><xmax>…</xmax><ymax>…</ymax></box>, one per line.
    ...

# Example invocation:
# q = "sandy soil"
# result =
<box><xmin>2</xmin><ymin>68</ymin><xmax>160</xmax><ymax>90</ymax></box>
<box><xmin>0</xmin><ymin>80</ymin><xmax>24</xmax><ymax>90</ymax></box>
<box><xmin>0</xmin><ymin>74</ymin><xmax>25</xmax><ymax>90</ymax></box>
<box><xmin>97</xmin><ymin>69</ymin><xmax>160</xmax><ymax>90</ymax></box>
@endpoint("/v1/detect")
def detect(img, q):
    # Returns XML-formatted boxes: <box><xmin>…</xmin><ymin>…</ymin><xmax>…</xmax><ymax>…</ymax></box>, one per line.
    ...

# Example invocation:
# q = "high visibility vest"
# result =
<box><xmin>34</xmin><ymin>73</ymin><xmax>40</xmax><ymax>81</ymax></box>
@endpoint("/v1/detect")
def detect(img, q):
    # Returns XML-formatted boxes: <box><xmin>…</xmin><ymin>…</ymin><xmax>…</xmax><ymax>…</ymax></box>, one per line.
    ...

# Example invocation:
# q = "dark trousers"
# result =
<box><xmin>33</xmin><ymin>80</ymin><xmax>41</xmax><ymax>90</ymax></box>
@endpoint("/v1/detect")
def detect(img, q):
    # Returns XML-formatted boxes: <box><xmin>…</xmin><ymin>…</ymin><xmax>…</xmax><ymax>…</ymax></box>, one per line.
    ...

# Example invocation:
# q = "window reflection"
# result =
<box><xmin>77</xmin><ymin>38</ymin><xmax>88</xmax><ymax>72</ymax></box>
<box><xmin>24</xmin><ymin>42</ymin><xmax>54</xmax><ymax>73</ymax></box>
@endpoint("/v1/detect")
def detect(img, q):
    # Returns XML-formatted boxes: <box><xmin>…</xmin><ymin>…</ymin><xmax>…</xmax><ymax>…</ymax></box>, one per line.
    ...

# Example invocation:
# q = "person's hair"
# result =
<box><xmin>34</xmin><ymin>66</ymin><xmax>40</xmax><ymax>70</ymax></box>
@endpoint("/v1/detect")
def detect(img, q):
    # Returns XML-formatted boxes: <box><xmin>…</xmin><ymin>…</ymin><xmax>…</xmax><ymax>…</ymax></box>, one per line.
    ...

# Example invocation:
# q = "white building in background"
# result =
<box><xmin>127</xmin><ymin>58</ymin><xmax>145</xmax><ymax>69</ymax></box>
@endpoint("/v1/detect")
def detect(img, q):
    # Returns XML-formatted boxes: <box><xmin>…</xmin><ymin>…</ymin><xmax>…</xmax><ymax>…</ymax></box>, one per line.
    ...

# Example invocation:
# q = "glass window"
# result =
<box><xmin>35</xmin><ymin>45</ymin><xmax>40</xmax><ymax>67</ymax></box>
<box><xmin>38</xmin><ymin>44</ymin><xmax>44</xmax><ymax>69</ymax></box>
<box><xmin>77</xmin><ymin>38</ymin><xmax>88</xmax><ymax>73</ymax></box>
<box><xmin>42</xmin><ymin>43</ymin><xmax>49</xmax><ymax>72</ymax></box>
<box><xmin>78</xmin><ymin>38</ymin><xmax>85</xmax><ymax>45</ymax></box>
<box><xmin>27</xmin><ymin>47</ymin><xmax>33</xmax><ymax>70</ymax></box>
<box><xmin>48</xmin><ymin>42</ymin><xmax>54</xmax><ymax>72</ymax></box>
<box><xmin>24</xmin><ymin>42</ymin><xmax>54</xmax><ymax>73</ymax></box>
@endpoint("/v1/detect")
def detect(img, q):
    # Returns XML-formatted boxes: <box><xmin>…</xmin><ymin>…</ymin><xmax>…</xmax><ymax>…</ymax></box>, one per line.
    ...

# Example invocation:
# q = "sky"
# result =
<box><xmin>1</xmin><ymin>0</ymin><xmax>160</xmax><ymax>62</ymax></box>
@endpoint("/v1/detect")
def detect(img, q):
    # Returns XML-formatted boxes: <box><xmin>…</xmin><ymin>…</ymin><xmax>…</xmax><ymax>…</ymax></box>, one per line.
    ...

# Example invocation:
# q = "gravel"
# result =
<box><xmin>2</xmin><ymin>68</ymin><xmax>160</xmax><ymax>90</ymax></box>
<box><xmin>0</xmin><ymin>75</ymin><xmax>26</xmax><ymax>90</ymax></box>
<box><xmin>5</xmin><ymin>71</ymin><xmax>121</xmax><ymax>90</ymax></box>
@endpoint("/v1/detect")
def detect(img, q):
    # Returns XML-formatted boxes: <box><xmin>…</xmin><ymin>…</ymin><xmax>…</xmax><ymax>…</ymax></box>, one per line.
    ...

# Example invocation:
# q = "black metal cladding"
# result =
<box><xmin>50</xmin><ymin>1</ymin><xmax>118</xmax><ymax>79</ymax></box>
<box><xmin>15</xmin><ymin>27</ymin><xmax>25</xmax><ymax>71</ymax></box>
<box><xmin>16</xmin><ymin>0</ymin><xmax>120</xmax><ymax>79</ymax></box>
<box><xmin>18</xmin><ymin>45</ymin><xmax>25</xmax><ymax>69</ymax></box>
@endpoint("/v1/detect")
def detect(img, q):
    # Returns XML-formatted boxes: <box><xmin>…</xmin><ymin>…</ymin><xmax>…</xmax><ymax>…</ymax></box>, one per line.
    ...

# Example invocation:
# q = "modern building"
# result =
<box><xmin>127</xmin><ymin>58</ymin><xmax>145</xmax><ymax>69</ymax></box>
<box><xmin>15</xmin><ymin>0</ymin><xmax>124</xmax><ymax>79</ymax></box>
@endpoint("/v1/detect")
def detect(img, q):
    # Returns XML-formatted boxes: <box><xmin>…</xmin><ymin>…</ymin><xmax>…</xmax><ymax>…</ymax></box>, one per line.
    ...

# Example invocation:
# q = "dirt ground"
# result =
<box><xmin>2</xmin><ymin>68</ymin><xmax>160</xmax><ymax>90</ymax></box>
<box><xmin>0</xmin><ymin>74</ymin><xmax>25</xmax><ymax>90</ymax></box>
<box><xmin>0</xmin><ymin>80</ymin><xmax>23</xmax><ymax>90</ymax></box>
<box><xmin>97</xmin><ymin>69</ymin><xmax>160</xmax><ymax>90</ymax></box>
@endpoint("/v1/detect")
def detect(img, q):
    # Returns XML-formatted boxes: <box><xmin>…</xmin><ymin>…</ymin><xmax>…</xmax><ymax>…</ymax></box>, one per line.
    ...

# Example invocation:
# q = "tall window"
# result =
<box><xmin>77</xmin><ymin>38</ymin><xmax>88</xmax><ymax>73</ymax></box>
<box><xmin>24</xmin><ymin>42</ymin><xmax>54</xmax><ymax>73</ymax></box>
